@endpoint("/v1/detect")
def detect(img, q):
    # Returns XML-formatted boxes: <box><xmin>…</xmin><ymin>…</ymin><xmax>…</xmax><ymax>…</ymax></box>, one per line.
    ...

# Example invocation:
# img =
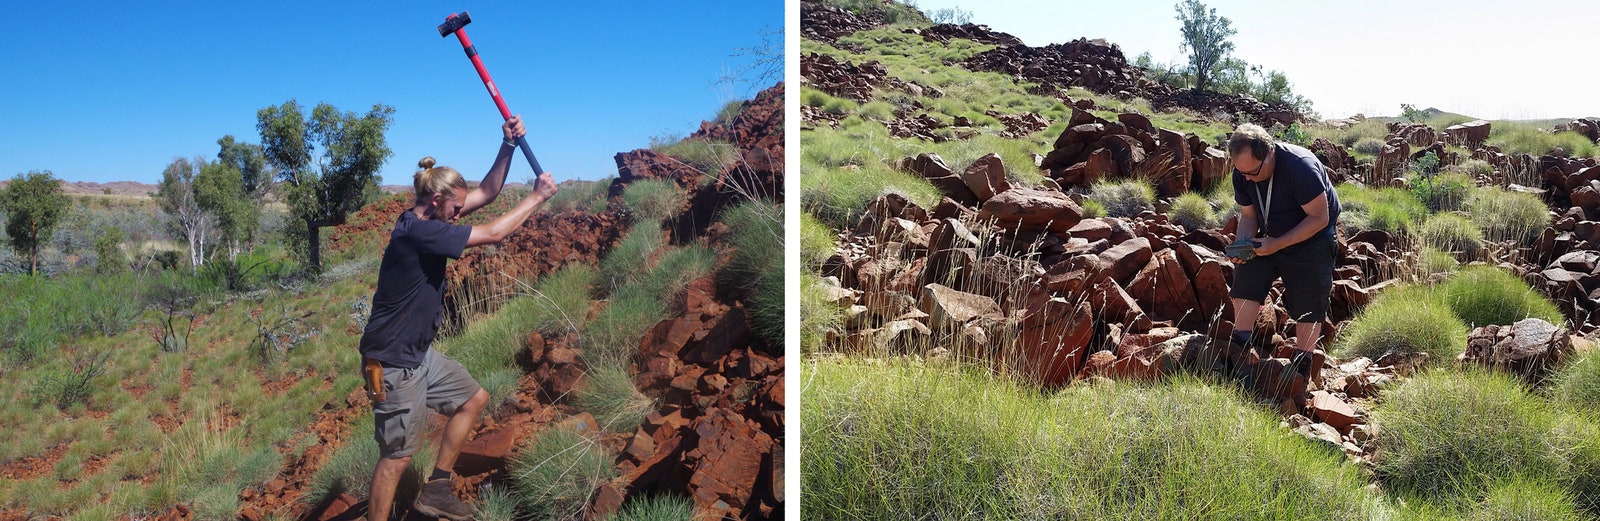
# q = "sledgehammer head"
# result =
<box><xmin>437</xmin><ymin>11</ymin><xmax>472</xmax><ymax>37</ymax></box>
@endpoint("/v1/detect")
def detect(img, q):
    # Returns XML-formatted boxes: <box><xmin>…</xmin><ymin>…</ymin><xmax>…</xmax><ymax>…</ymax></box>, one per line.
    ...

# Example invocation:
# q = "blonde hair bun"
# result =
<box><xmin>418</xmin><ymin>156</ymin><xmax>437</xmax><ymax>170</ymax></box>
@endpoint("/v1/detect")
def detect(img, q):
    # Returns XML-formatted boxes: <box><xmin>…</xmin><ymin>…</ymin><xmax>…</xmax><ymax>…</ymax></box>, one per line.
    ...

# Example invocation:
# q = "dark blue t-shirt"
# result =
<box><xmin>358</xmin><ymin>210</ymin><xmax>472</xmax><ymax>369</ymax></box>
<box><xmin>1233</xmin><ymin>142</ymin><xmax>1341</xmax><ymax>239</ymax></box>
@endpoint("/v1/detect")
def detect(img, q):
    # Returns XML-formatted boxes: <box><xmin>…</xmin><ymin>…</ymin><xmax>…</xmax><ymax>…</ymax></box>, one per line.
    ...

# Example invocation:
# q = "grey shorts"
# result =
<box><xmin>1229</xmin><ymin>234</ymin><xmax>1338</xmax><ymax>323</ymax></box>
<box><xmin>372</xmin><ymin>348</ymin><xmax>481</xmax><ymax>458</ymax></box>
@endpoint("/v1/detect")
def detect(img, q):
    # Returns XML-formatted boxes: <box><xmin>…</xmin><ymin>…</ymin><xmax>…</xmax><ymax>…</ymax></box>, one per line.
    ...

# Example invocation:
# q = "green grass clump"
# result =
<box><xmin>613</xmin><ymin>494</ymin><xmax>696</xmax><ymax>521</ymax></box>
<box><xmin>1467</xmin><ymin>478</ymin><xmax>1586</xmax><ymax>521</ymax></box>
<box><xmin>650</xmin><ymin>138</ymin><xmax>737</xmax><ymax>177</ymax></box>
<box><xmin>522</xmin><ymin>263</ymin><xmax>600</xmax><ymax>335</ymax></box>
<box><xmin>1088</xmin><ymin>179</ymin><xmax>1155</xmax><ymax>218</ymax></box>
<box><xmin>1410</xmin><ymin>171</ymin><xmax>1475</xmax><ymax>212</ymax></box>
<box><xmin>543</xmin><ymin>178</ymin><xmax>613</xmax><ymax>215</ymax></box>
<box><xmin>801</xmin><ymin>273</ymin><xmax>844</xmax><ymax>354</ymax></box>
<box><xmin>1419</xmin><ymin>213</ymin><xmax>1484</xmax><ymax>257</ymax></box>
<box><xmin>508</xmin><ymin>426</ymin><xmax>617</xmax><ymax>521</ymax></box>
<box><xmin>1168</xmin><ymin>192</ymin><xmax>1217</xmax><ymax>230</ymax></box>
<box><xmin>601</xmin><ymin>220</ymin><xmax>664</xmax><ymax>292</ymax></box>
<box><xmin>1079</xmin><ymin>198</ymin><xmax>1107</xmax><ymax>218</ymax></box>
<box><xmin>1440</xmin><ymin>265</ymin><xmax>1564</xmax><ymax>328</ymax></box>
<box><xmin>586</xmin><ymin>284</ymin><xmax>668</xmax><ymax>365</ymax></box>
<box><xmin>1466</xmin><ymin>187</ymin><xmax>1550</xmax><ymax>244</ymax></box>
<box><xmin>801</xmin><ymin>212</ymin><xmax>837</xmax><ymax>270</ymax></box>
<box><xmin>1487</xmin><ymin>122</ymin><xmax>1600</xmax><ymax>158</ymax></box>
<box><xmin>717</xmin><ymin>200</ymin><xmax>784</xmax><ymax>348</ymax></box>
<box><xmin>1336</xmin><ymin>185</ymin><xmax>1428</xmax><ymax>235</ymax></box>
<box><xmin>801</xmin><ymin>122</ymin><xmax>943</xmax><ymax>228</ymax></box>
<box><xmin>576</xmin><ymin>360</ymin><xmax>655</xmax><ymax>432</ymax></box>
<box><xmin>802</xmin><ymin>360</ymin><xmax>1380</xmax><ymax>519</ymax></box>
<box><xmin>620</xmin><ymin>179</ymin><xmax>688</xmax><ymax>222</ymax></box>
<box><xmin>1373</xmin><ymin>369</ymin><xmax>1564</xmax><ymax>505</ymax></box>
<box><xmin>476</xmin><ymin>482</ymin><xmax>520</xmax><ymax>521</ymax></box>
<box><xmin>1551</xmin><ymin>353</ymin><xmax>1600</xmax><ymax>412</ymax></box>
<box><xmin>1335</xmin><ymin>284</ymin><xmax>1467</xmax><ymax>363</ymax></box>
<box><xmin>1418</xmin><ymin>246</ymin><xmax>1460</xmax><ymax>276</ymax></box>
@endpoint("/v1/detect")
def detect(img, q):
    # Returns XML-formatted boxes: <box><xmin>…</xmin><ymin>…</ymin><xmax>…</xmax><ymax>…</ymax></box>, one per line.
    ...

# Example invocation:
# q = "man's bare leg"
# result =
<box><xmin>368</xmin><ymin>455</ymin><xmax>411</xmax><ymax>520</ymax></box>
<box><xmin>431</xmin><ymin>388</ymin><xmax>488</xmax><ymax>477</ymax></box>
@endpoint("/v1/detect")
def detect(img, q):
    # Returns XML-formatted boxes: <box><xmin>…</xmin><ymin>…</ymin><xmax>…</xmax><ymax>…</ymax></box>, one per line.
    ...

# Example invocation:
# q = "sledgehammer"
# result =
<box><xmin>438</xmin><ymin>11</ymin><xmax>545</xmax><ymax>175</ymax></box>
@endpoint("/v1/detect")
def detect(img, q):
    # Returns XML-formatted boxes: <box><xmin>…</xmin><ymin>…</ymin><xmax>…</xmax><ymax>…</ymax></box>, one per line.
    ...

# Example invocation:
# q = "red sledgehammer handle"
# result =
<box><xmin>440</xmin><ymin>12</ymin><xmax>544</xmax><ymax>175</ymax></box>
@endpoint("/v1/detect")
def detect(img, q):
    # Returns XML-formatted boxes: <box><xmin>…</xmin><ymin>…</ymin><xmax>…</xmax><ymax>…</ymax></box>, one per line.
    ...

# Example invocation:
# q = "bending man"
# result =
<box><xmin>1225</xmin><ymin>123</ymin><xmax>1342</xmax><ymax>378</ymax></box>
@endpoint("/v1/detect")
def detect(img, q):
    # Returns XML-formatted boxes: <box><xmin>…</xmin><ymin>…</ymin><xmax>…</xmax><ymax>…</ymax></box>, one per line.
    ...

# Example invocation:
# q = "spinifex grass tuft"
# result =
<box><xmin>1440</xmin><ymin>265</ymin><xmax>1564</xmax><ymax>328</ymax></box>
<box><xmin>1334</xmin><ymin>283</ymin><xmax>1467</xmax><ymax>365</ymax></box>
<box><xmin>802</xmin><ymin>359</ymin><xmax>1380</xmax><ymax>520</ymax></box>
<box><xmin>508</xmin><ymin>426</ymin><xmax>617</xmax><ymax>521</ymax></box>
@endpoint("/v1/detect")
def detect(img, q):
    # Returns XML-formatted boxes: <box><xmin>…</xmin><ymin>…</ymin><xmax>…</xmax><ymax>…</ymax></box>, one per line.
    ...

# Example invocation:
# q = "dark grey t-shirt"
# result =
<box><xmin>1233</xmin><ymin>142</ymin><xmax>1341</xmax><ymax>239</ymax></box>
<box><xmin>358</xmin><ymin>210</ymin><xmax>471</xmax><ymax>368</ymax></box>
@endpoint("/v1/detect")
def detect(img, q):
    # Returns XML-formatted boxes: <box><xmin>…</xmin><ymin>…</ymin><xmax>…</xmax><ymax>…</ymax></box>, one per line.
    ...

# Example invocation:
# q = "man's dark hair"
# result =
<box><xmin>1227</xmin><ymin>123</ymin><xmax>1275</xmax><ymax>160</ymax></box>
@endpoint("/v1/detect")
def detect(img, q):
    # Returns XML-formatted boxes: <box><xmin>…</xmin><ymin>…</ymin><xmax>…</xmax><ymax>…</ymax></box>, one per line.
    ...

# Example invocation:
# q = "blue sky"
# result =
<box><xmin>0</xmin><ymin>1</ymin><xmax>784</xmax><ymax>185</ymax></box>
<box><xmin>908</xmin><ymin>0</ymin><xmax>1600</xmax><ymax>121</ymax></box>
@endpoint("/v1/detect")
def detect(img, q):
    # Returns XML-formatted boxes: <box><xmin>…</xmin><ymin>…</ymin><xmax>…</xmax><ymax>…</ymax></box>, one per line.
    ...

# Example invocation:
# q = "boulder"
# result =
<box><xmin>1098</xmin><ymin>237</ymin><xmax>1153</xmax><ymax>285</ymax></box>
<box><xmin>1461</xmin><ymin>318</ymin><xmax>1573</xmax><ymax>384</ymax></box>
<box><xmin>1445</xmin><ymin>120</ymin><xmax>1491</xmax><ymax>146</ymax></box>
<box><xmin>977</xmin><ymin>188</ymin><xmax>1084</xmax><ymax>233</ymax></box>
<box><xmin>918</xmin><ymin>283</ymin><xmax>1002</xmax><ymax>331</ymax></box>
<box><xmin>1126</xmin><ymin>249</ymin><xmax>1201</xmax><ymax>329</ymax></box>
<box><xmin>1010</xmin><ymin>295</ymin><xmax>1095</xmax><ymax>386</ymax></box>
<box><xmin>906</xmin><ymin>153</ymin><xmax>979</xmax><ymax>207</ymax></box>
<box><xmin>961</xmin><ymin>153</ymin><xmax>1012</xmax><ymax>201</ymax></box>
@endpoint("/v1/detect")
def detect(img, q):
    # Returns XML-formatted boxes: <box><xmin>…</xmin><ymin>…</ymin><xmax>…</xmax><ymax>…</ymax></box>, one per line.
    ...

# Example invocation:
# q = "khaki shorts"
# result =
<box><xmin>371</xmin><ymin>348</ymin><xmax>481</xmax><ymax>458</ymax></box>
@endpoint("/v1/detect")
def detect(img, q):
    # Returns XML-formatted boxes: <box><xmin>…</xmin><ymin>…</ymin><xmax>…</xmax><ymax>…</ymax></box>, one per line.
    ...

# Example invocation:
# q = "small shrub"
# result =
<box><xmin>1457</xmin><ymin>159</ymin><xmax>1495</xmax><ymax>179</ymax></box>
<box><xmin>1410</xmin><ymin>171</ymin><xmax>1474</xmax><ymax>212</ymax></box>
<box><xmin>613</xmin><ymin>494</ymin><xmax>697</xmax><ymax>521</ymax></box>
<box><xmin>509</xmin><ymin>426</ymin><xmax>617</xmax><ymax>521</ymax></box>
<box><xmin>30</xmin><ymin>351</ymin><xmax>111</xmax><ymax>410</ymax></box>
<box><xmin>1335</xmin><ymin>284</ymin><xmax>1467</xmax><ymax>363</ymax></box>
<box><xmin>1168</xmin><ymin>192</ymin><xmax>1216</xmax><ymax>230</ymax></box>
<box><xmin>1374</xmin><ymin>369</ymin><xmax>1562</xmax><ymax>503</ymax></box>
<box><xmin>1419</xmin><ymin>213</ymin><xmax>1483</xmax><ymax>257</ymax></box>
<box><xmin>93</xmin><ymin>227</ymin><xmax>128</xmax><ymax>275</ymax></box>
<box><xmin>1088</xmin><ymin>179</ymin><xmax>1155</xmax><ymax>218</ymax></box>
<box><xmin>1441</xmin><ymin>265</ymin><xmax>1564</xmax><ymax>328</ymax></box>
<box><xmin>522</xmin><ymin>263</ymin><xmax>600</xmax><ymax>334</ymax></box>
<box><xmin>576</xmin><ymin>360</ymin><xmax>655</xmax><ymax>432</ymax></box>
<box><xmin>801</xmin><ymin>273</ymin><xmax>845</xmax><ymax>354</ymax></box>
<box><xmin>1467</xmin><ymin>188</ymin><xmax>1550</xmax><ymax>244</ymax></box>
<box><xmin>1353</xmin><ymin>137</ymin><xmax>1385</xmax><ymax>156</ymax></box>
<box><xmin>620</xmin><ymin>179</ymin><xmax>687</xmax><ymax>223</ymax></box>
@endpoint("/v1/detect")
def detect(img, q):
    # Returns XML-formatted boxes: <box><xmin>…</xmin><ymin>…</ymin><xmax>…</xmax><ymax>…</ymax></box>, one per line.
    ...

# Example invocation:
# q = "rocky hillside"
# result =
<box><xmin>237</xmin><ymin>82</ymin><xmax>784</xmax><ymax>521</ymax></box>
<box><xmin>801</xmin><ymin>0</ymin><xmax>1600</xmax><ymax>498</ymax></box>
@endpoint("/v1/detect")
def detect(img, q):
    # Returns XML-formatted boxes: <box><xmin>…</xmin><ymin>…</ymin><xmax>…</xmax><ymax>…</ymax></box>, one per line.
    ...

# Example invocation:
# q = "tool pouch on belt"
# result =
<box><xmin>362</xmin><ymin>357</ymin><xmax>386</xmax><ymax>403</ymax></box>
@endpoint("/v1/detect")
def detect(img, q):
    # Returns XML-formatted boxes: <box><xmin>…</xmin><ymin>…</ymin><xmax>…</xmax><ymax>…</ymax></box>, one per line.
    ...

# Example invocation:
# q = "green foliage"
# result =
<box><xmin>857</xmin><ymin>100</ymin><xmax>896</xmax><ymax>121</ymax></box>
<box><xmin>1273</xmin><ymin>122</ymin><xmax>1312</xmax><ymax>148</ymax></box>
<box><xmin>717</xmin><ymin>200</ymin><xmax>784</xmax><ymax>348</ymax></box>
<box><xmin>543</xmin><ymin>178</ymin><xmax>613</xmax><ymax>215</ymax></box>
<box><xmin>1353</xmin><ymin>137</ymin><xmax>1386</xmax><ymax>156</ymax></box>
<box><xmin>156</xmin><ymin>156</ymin><xmax>210</xmax><ymax>270</ymax></box>
<box><xmin>524</xmin><ymin>264</ymin><xmax>600</xmax><ymax>334</ymax></box>
<box><xmin>803</xmin><ymin>360</ymin><xmax>1378</xmax><ymax>519</ymax></box>
<box><xmin>29</xmin><ymin>351</ymin><xmax>111</xmax><ymax>410</ymax></box>
<box><xmin>601</xmin><ymin>220</ymin><xmax>665</xmax><ymax>292</ymax></box>
<box><xmin>1411</xmin><ymin>151</ymin><xmax>1440</xmax><ymax>176</ymax></box>
<box><xmin>1466</xmin><ymin>187</ymin><xmax>1550</xmax><ymax>244</ymax></box>
<box><xmin>194</xmin><ymin>157</ymin><xmax>262</xmax><ymax>257</ymax></box>
<box><xmin>257</xmin><ymin>100</ymin><xmax>395</xmax><ymax>268</ymax></box>
<box><xmin>216</xmin><ymin>135</ymin><xmax>274</xmax><ymax>202</ymax></box>
<box><xmin>1419</xmin><ymin>213</ymin><xmax>1484</xmax><ymax>257</ymax></box>
<box><xmin>92</xmin><ymin>226</ymin><xmax>128</xmax><ymax>275</ymax></box>
<box><xmin>1409</xmin><ymin>171</ymin><xmax>1474</xmax><ymax>212</ymax></box>
<box><xmin>1374</xmin><ymin>369</ymin><xmax>1564</xmax><ymax>504</ymax></box>
<box><xmin>1468</xmin><ymin>478</ymin><xmax>1586</xmax><ymax>521</ymax></box>
<box><xmin>1551</xmin><ymin>353</ymin><xmax>1600</xmax><ymax>412</ymax></box>
<box><xmin>508</xmin><ymin>426</ymin><xmax>617</xmax><ymax>520</ymax></box>
<box><xmin>1079</xmin><ymin>197</ymin><xmax>1107</xmax><ymax>218</ymax></box>
<box><xmin>1169</xmin><ymin>192</ymin><xmax>1218</xmax><ymax>230</ymax></box>
<box><xmin>1418</xmin><ymin>247</ymin><xmax>1459</xmax><ymax>276</ymax></box>
<box><xmin>620</xmin><ymin>179</ymin><xmax>688</xmax><ymax>222</ymax></box>
<box><xmin>801</xmin><ymin>273</ymin><xmax>844</xmax><ymax>354</ymax></box>
<box><xmin>639</xmin><ymin>245</ymin><xmax>716</xmax><ymax>312</ymax></box>
<box><xmin>1336</xmin><ymin>185</ymin><xmax>1428</xmax><ymax>235</ymax></box>
<box><xmin>576</xmin><ymin>360</ymin><xmax>655</xmax><ymax>432</ymax></box>
<box><xmin>585</xmin><ymin>285</ymin><xmax>664</xmax><ymax>365</ymax></box>
<box><xmin>1174</xmin><ymin>0</ymin><xmax>1236</xmax><ymax>92</ymax></box>
<box><xmin>1440</xmin><ymin>265</ymin><xmax>1564</xmax><ymax>328</ymax></box>
<box><xmin>1087</xmin><ymin>179</ymin><xmax>1156</xmax><ymax>218</ymax></box>
<box><xmin>477</xmin><ymin>482</ymin><xmax>519</xmax><ymax>521</ymax></box>
<box><xmin>650</xmin><ymin>137</ymin><xmax>736</xmax><ymax>176</ymax></box>
<box><xmin>1487</xmin><ymin>121</ymin><xmax>1600</xmax><ymax>158</ymax></box>
<box><xmin>820</xmin><ymin>0</ymin><xmax>929</xmax><ymax>24</ymax></box>
<box><xmin>0</xmin><ymin>170</ymin><xmax>70</xmax><ymax>275</ymax></box>
<box><xmin>800</xmin><ymin>212</ymin><xmax>838</xmax><ymax>270</ymax></box>
<box><xmin>613</xmin><ymin>494</ymin><xmax>696</xmax><ymax>521</ymax></box>
<box><xmin>1335</xmin><ymin>284</ymin><xmax>1467</xmax><ymax>363</ymax></box>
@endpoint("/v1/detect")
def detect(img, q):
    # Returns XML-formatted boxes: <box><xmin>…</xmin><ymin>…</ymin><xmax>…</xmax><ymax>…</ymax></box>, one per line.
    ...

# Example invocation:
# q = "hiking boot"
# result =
<box><xmin>414</xmin><ymin>478</ymin><xmax>474</xmax><ymax>521</ymax></box>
